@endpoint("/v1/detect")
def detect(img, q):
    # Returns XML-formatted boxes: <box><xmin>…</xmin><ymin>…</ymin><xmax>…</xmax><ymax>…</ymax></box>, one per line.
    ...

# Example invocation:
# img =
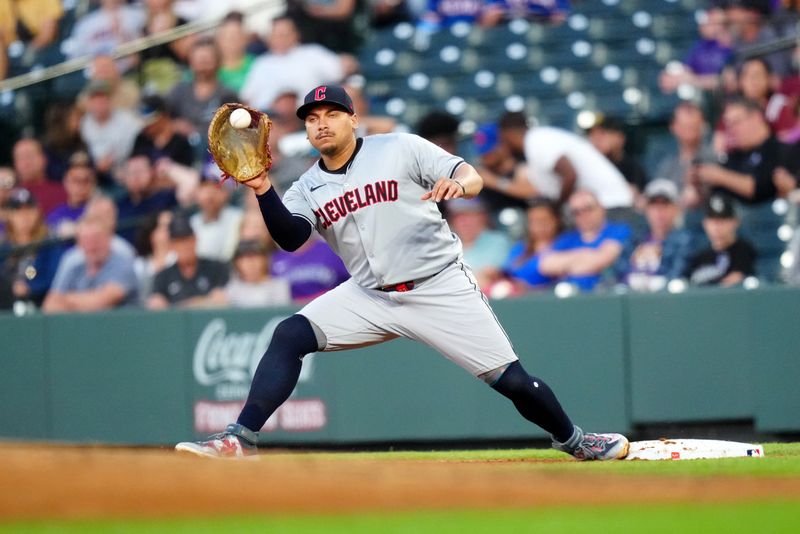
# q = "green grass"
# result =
<box><xmin>3</xmin><ymin>443</ymin><xmax>799</xmax><ymax>533</ymax></box>
<box><xmin>4</xmin><ymin>502</ymin><xmax>799</xmax><ymax>533</ymax></box>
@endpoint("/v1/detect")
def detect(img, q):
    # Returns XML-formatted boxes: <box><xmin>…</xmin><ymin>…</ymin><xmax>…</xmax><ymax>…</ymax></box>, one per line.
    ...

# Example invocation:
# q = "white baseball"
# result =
<box><xmin>229</xmin><ymin>108</ymin><xmax>251</xmax><ymax>129</ymax></box>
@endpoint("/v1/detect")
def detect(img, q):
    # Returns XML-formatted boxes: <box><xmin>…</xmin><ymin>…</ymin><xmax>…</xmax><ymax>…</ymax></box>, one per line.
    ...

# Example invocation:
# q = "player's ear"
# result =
<box><xmin>350</xmin><ymin>112</ymin><xmax>359</xmax><ymax>129</ymax></box>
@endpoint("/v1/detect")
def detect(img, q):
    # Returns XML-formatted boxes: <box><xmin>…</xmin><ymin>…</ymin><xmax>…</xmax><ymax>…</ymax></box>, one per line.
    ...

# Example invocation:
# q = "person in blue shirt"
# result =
<box><xmin>539</xmin><ymin>190</ymin><xmax>631</xmax><ymax>291</ymax></box>
<box><xmin>496</xmin><ymin>197</ymin><xmax>561</xmax><ymax>291</ymax></box>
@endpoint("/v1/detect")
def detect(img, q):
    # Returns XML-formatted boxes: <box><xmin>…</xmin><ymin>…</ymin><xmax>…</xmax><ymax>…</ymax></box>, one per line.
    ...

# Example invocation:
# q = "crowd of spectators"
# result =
<box><xmin>1</xmin><ymin>0</ymin><xmax>800</xmax><ymax>315</ymax></box>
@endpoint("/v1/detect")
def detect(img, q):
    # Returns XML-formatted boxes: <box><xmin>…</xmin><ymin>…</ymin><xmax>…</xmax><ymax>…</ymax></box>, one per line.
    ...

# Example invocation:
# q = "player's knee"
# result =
<box><xmin>491</xmin><ymin>360</ymin><xmax>534</xmax><ymax>397</ymax></box>
<box><xmin>269</xmin><ymin>314</ymin><xmax>321</xmax><ymax>355</ymax></box>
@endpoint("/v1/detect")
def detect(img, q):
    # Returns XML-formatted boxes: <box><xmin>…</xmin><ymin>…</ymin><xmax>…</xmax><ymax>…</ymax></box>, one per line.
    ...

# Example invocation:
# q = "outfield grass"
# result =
<box><xmin>3</xmin><ymin>443</ymin><xmax>799</xmax><ymax>533</ymax></box>
<box><xmin>5</xmin><ymin>502</ymin><xmax>799</xmax><ymax>534</ymax></box>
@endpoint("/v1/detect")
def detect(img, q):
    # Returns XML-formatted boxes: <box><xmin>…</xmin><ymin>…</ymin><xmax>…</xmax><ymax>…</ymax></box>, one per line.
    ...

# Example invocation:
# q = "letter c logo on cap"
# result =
<box><xmin>315</xmin><ymin>86</ymin><xmax>327</xmax><ymax>101</ymax></box>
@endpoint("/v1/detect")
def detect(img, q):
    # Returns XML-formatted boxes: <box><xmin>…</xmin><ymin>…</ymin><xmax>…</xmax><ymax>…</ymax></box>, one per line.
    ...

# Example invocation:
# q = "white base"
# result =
<box><xmin>625</xmin><ymin>439</ymin><xmax>765</xmax><ymax>461</ymax></box>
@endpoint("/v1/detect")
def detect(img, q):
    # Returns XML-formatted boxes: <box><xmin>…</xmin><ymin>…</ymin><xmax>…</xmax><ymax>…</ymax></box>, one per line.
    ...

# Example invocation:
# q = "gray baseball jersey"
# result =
<box><xmin>282</xmin><ymin>133</ymin><xmax>464</xmax><ymax>288</ymax></box>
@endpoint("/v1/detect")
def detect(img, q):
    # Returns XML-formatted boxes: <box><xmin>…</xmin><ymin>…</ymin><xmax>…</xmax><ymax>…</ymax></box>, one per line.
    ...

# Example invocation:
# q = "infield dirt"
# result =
<box><xmin>2</xmin><ymin>444</ymin><xmax>800</xmax><ymax>520</ymax></box>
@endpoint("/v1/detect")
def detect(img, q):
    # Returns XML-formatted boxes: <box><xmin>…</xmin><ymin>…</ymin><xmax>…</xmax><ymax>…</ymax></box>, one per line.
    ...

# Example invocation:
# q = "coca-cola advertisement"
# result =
<box><xmin>189</xmin><ymin>313</ymin><xmax>327</xmax><ymax>437</ymax></box>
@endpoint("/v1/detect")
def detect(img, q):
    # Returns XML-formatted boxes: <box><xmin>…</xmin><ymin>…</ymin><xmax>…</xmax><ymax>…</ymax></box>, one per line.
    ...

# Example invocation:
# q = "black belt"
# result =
<box><xmin>376</xmin><ymin>265</ymin><xmax>450</xmax><ymax>292</ymax></box>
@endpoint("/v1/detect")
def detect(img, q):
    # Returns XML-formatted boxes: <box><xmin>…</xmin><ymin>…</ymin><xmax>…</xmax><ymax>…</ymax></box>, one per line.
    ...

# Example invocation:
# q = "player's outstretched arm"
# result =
<box><xmin>244</xmin><ymin>171</ymin><xmax>313</xmax><ymax>252</ymax></box>
<box><xmin>421</xmin><ymin>163</ymin><xmax>484</xmax><ymax>202</ymax></box>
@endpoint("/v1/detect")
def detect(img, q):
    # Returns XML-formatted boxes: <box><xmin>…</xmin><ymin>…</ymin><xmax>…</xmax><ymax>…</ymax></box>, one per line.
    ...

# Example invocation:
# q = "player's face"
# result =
<box><xmin>304</xmin><ymin>105</ymin><xmax>358</xmax><ymax>156</ymax></box>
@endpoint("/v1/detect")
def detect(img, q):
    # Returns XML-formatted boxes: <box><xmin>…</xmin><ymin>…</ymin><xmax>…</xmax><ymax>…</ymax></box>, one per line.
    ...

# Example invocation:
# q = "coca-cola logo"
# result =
<box><xmin>193</xmin><ymin>317</ymin><xmax>285</xmax><ymax>386</ymax></box>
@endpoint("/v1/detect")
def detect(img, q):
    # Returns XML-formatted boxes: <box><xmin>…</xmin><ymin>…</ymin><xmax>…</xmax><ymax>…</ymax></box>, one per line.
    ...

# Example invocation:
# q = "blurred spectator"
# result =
<box><xmin>445</xmin><ymin>197</ymin><xmax>512</xmax><ymax>288</ymax></box>
<box><xmin>735</xmin><ymin>57</ymin><xmax>797</xmax><ymax>139</ymax></box>
<box><xmin>586</xmin><ymin>115</ymin><xmax>648</xmax><ymax>199</ymax></box>
<box><xmin>263</xmin><ymin>108</ymin><xmax>319</xmax><ymax>194</ymax></box>
<box><xmin>66</xmin><ymin>0</ymin><xmax>146</xmax><ymax>74</ymax></box>
<box><xmin>79</xmin><ymin>80</ymin><xmax>143</xmax><ymax>182</ymax></box>
<box><xmin>418</xmin><ymin>0</ymin><xmax>486</xmax><ymax>29</ymax></box>
<box><xmin>140</xmin><ymin>0</ymin><xmax>192</xmax><ymax>94</ymax></box>
<box><xmin>133</xmin><ymin>210</ymin><xmax>175</xmax><ymax>304</ymax></box>
<box><xmin>42</xmin><ymin>102</ymin><xmax>90</xmax><ymax>183</ymax></box>
<box><xmin>58</xmin><ymin>194</ymin><xmax>136</xmax><ymax>270</ymax></box>
<box><xmin>472</xmin><ymin>122</ymin><xmax>530</xmax><ymax>214</ymax></box>
<box><xmin>539</xmin><ymin>190</ymin><xmax>631</xmax><ymax>292</ymax></box>
<box><xmin>166</xmin><ymin>37</ymin><xmax>238</xmax><ymax>143</ymax></box>
<box><xmin>216</xmin><ymin>11</ymin><xmax>257</xmax><ymax>93</ymax></box>
<box><xmin>271</xmin><ymin>234</ymin><xmax>349</xmax><ymax>302</ymax></box>
<box><xmin>116</xmin><ymin>154</ymin><xmax>179</xmax><ymax>243</ymax></box>
<box><xmin>12</xmin><ymin>138</ymin><xmax>67</xmax><ymax>216</ymax></box>
<box><xmin>0</xmin><ymin>0</ymin><xmax>63</xmax><ymax>51</ymax></box>
<box><xmin>42</xmin><ymin>214</ymin><xmax>139</xmax><ymax>313</ymax></box>
<box><xmin>523</xmin><ymin>123</ymin><xmax>633</xmax><ymax>213</ymax></box>
<box><xmin>693</xmin><ymin>97</ymin><xmax>793</xmax><ymax>204</ymax></box>
<box><xmin>482</xmin><ymin>0</ymin><xmax>570</xmax><ymax>26</ymax></box>
<box><xmin>190</xmin><ymin>176</ymin><xmax>243</xmax><ymax>262</ymax></box>
<box><xmin>45</xmin><ymin>154</ymin><xmax>97</xmax><ymax>240</ymax></box>
<box><xmin>725</xmin><ymin>0</ymin><xmax>792</xmax><ymax>78</ymax></box>
<box><xmin>133</xmin><ymin>95</ymin><xmax>195</xmax><ymax>168</ymax></box>
<box><xmin>369</xmin><ymin>0</ymin><xmax>412</xmax><ymax>28</ymax></box>
<box><xmin>0</xmin><ymin>188</ymin><xmax>61</xmax><ymax>305</ymax></box>
<box><xmin>659</xmin><ymin>7</ymin><xmax>732</xmax><ymax>94</ymax></box>
<box><xmin>416</xmin><ymin>110</ymin><xmax>459</xmax><ymax>154</ymax></box>
<box><xmin>240</xmin><ymin>15</ymin><xmax>356</xmax><ymax>112</ymax></box>
<box><xmin>147</xmin><ymin>214</ymin><xmax>229</xmax><ymax>309</ymax></box>
<box><xmin>288</xmin><ymin>0</ymin><xmax>366</xmax><ymax>53</ymax></box>
<box><xmin>0</xmin><ymin>30</ymin><xmax>7</xmax><ymax>81</ymax></box>
<box><xmin>617</xmin><ymin>180</ymin><xmax>696</xmax><ymax>293</ymax></box>
<box><xmin>686</xmin><ymin>193</ymin><xmax>755</xmax><ymax>286</ymax></box>
<box><xmin>0</xmin><ymin>167</ymin><xmax>16</xmax><ymax>238</ymax></box>
<box><xmin>345</xmin><ymin>75</ymin><xmax>397</xmax><ymax>136</ymax></box>
<box><xmin>483</xmin><ymin>198</ymin><xmax>561</xmax><ymax>295</ymax></box>
<box><xmin>224</xmin><ymin>239</ymin><xmax>291</xmax><ymax>307</ymax></box>
<box><xmin>238</xmin><ymin>208</ymin><xmax>272</xmax><ymax>244</ymax></box>
<box><xmin>83</xmin><ymin>54</ymin><xmax>142</xmax><ymax>112</ymax></box>
<box><xmin>654</xmin><ymin>102</ymin><xmax>717</xmax><ymax>209</ymax></box>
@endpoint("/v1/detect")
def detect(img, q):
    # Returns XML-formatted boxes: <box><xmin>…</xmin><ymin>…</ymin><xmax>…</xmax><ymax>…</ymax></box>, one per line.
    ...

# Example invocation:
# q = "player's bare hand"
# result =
<box><xmin>421</xmin><ymin>178</ymin><xmax>466</xmax><ymax>202</ymax></box>
<box><xmin>241</xmin><ymin>170</ymin><xmax>273</xmax><ymax>196</ymax></box>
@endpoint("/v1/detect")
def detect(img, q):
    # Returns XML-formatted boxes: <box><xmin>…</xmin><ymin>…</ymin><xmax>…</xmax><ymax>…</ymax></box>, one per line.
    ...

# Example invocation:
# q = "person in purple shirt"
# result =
<box><xmin>270</xmin><ymin>234</ymin><xmax>350</xmax><ymax>302</ymax></box>
<box><xmin>45</xmin><ymin>154</ymin><xmax>98</xmax><ymax>239</ymax></box>
<box><xmin>539</xmin><ymin>190</ymin><xmax>631</xmax><ymax>291</ymax></box>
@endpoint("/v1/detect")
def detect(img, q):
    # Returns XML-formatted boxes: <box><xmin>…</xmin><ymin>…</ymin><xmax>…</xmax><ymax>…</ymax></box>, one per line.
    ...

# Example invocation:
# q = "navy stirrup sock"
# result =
<box><xmin>491</xmin><ymin>360</ymin><xmax>575</xmax><ymax>443</ymax></box>
<box><xmin>237</xmin><ymin>315</ymin><xmax>320</xmax><ymax>432</ymax></box>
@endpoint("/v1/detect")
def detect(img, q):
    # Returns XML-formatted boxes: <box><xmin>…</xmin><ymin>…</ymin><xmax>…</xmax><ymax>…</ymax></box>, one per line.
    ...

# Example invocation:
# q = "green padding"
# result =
<box><xmin>751</xmin><ymin>288</ymin><xmax>800</xmax><ymax>432</ymax></box>
<box><xmin>0</xmin><ymin>315</ymin><xmax>49</xmax><ymax>438</ymax></box>
<box><xmin>46</xmin><ymin>310</ymin><xmax>190</xmax><ymax>445</ymax></box>
<box><xmin>627</xmin><ymin>288</ymin><xmax>755</xmax><ymax>423</ymax></box>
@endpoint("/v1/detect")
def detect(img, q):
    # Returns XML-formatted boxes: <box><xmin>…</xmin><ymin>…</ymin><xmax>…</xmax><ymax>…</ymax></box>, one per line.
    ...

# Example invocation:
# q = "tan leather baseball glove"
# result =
<box><xmin>207</xmin><ymin>103</ymin><xmax>272</xmax><ymax>183</ymax></box>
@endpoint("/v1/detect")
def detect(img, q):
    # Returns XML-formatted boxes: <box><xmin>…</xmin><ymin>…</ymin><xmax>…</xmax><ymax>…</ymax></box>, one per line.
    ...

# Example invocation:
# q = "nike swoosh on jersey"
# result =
<box><xmin>310</xmin><ymin>184</ymin><xmax>328</xmax><ymax>192</ymax></box>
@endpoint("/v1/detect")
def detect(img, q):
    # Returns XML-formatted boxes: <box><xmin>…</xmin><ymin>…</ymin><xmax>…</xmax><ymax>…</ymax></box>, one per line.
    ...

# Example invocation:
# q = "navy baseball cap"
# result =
<box><xmin>296</xmin><ymin>85</ymin><xmax>355</xmax><ymax>119</ymax></box>
<box><xmin>705</xmin><ymin>193</ymin><xmax>737</xmax><ymax>219</ymax></box>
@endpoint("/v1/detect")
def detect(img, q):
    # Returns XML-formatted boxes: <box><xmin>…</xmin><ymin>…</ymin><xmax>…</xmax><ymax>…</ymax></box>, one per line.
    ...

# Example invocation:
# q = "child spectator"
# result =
<box><xmin>224</xmin><ymin>239</ymin><xmax>291</xmax><ymax>308</ymax></box>
<box><xmin>686</xmin><ymin>193</ymin><xmax>756</xmax><ymax>287</ymax></box>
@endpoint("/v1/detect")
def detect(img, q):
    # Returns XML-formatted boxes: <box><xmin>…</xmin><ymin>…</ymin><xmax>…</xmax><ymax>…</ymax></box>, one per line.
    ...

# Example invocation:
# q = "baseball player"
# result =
<box><xmin>176</xmin><ymin>85</ymin><xmax>629</xmax><ymax>460</ymax></box>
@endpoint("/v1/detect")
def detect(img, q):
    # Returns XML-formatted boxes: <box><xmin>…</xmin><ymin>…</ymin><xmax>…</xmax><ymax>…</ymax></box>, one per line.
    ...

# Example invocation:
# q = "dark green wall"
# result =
<box><xmin>1</xmin><ymin>288</ymin><xmax>798</xmax><ymax>445</ymax></box>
